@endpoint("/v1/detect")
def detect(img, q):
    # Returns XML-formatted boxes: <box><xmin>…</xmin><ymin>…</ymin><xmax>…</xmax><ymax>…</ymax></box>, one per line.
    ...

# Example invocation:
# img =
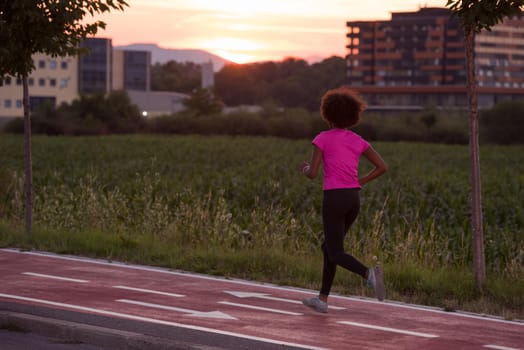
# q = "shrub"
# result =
<box><xmin>267</xmin><ymin>108</ymin><xmax>313</xmax><ymax>139</ymax></box>
<box><xmin>145</xmin><ymin>108</ymin><xmax>316</xmax><ymax>139</ymax></box>
<box><xmin>354</xmin><ymin>111</ymin><xmax>468</xmax><ymax>144</ymax></box>
<box><xmin>480</xmin><ymin>100</ymin><xmax>524</xmax><ymax>144</ymax></box>
<box><xmin>3</xmin><ymin>118</ymin><xmax>24</xmax><ymax>133</ymax></box>
<box><xmin>2</xmin><ymin>91</ymin><xmax>144</xmax><ymax>135</ymax></box>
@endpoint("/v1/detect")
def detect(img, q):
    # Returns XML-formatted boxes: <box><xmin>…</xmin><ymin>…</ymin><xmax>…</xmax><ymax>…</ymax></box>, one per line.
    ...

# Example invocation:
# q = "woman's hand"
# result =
<box><xmin>299</xmin><ymin>162</ymin><xmax>311</xmax><ymax>175</ymax></box>
<box><xmin>300</xmin><ymin>146</ymin><xmax>322</xmax><ymax>179</ymax></box>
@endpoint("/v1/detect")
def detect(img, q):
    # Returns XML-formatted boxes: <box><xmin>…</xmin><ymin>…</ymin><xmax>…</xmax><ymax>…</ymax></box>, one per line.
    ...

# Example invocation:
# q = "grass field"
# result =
<box><xmin>0</xmin><ymin>134</ymin><xmax>522</xmax><ymax>319</ymax></box>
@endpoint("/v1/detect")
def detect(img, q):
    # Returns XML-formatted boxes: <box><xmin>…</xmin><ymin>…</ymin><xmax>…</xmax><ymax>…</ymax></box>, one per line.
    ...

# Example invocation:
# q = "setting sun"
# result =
<box><xmin>216</xmin><ymin>51</ymin><xmax>255</xmax><ymax>64</ymax></box>
<box><xmin>202</xmin><ymin>37</ymin><xmax>261</xmax><ymax>63</ymax></box>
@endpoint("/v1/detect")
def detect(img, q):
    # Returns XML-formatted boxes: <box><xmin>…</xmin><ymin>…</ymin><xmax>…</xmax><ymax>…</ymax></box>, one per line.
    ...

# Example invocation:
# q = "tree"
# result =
<box><xmin>183</xmin><ymin>88</ymin><xmax>224</xmax><ymax>116</ymax></box>
<box><xmin>214</xmin><ymin>56</ymin><xmax>346</xmax><ymax>111</ymax></box>
<box><xmin>446</xmin><ymin>0</ymin><xmax>523</xmax><ymax>288</ymax></box>
<box><xmin>0</xmin><ymin>0</ymin><xmax>128</xmax><ymax>234</ymax></box>
<box><xmin>150</xmin><ymin>60</ymin><xmax>201</xmax><ymax>93</ymax></box>
<box><xmin>215</xmin><ymin>63</ymin><xmax>258</xmax><ymax>106</ymax></box>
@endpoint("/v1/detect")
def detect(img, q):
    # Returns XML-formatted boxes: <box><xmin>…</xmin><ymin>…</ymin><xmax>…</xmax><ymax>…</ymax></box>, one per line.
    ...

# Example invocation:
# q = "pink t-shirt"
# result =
<box><xmin>312</xmin><ymin>128</ymin><xmax>370</xmax><ymax>190</ymax></box>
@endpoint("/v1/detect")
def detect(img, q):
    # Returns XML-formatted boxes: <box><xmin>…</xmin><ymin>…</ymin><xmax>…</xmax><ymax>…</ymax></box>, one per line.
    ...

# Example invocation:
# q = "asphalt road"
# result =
<box><xmin>0</xmin><ymin>329</ymin><xmax>108</xmax><ymax>350</ymax></box>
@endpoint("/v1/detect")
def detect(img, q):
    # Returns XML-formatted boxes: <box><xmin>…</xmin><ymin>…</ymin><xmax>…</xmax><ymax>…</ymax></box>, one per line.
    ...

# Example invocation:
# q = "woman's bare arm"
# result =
<box><xmin>300</xmin><ymin>145</ymin><xmax>322</xmax><ymax>179</ymax></box>
<box><xmin>359</xmin><ymin>146</ymin><xmax>388</xmax><ymax>186</ymax></box>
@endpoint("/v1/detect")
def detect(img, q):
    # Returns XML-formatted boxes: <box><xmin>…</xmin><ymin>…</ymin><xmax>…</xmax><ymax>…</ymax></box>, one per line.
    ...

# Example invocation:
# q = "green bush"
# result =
<box><xmin>2</xmin><ymin>91</ymin><xmax>144</xmax><ymax>135</ymax></box>
<box><xmin>144</xmin><ymin>107</ymin><xmax>465</xmax><ymax>142</ymax></box>
<box><xmin>3</xmin><ymin>117</ymin><xmax>24</xmax><ymax>133</ymax></box>
<box><xmin>480</xmin><ymin>100</ymin><xmax>524</xmax><ymax>144</ymax></box>
<box><xmin>355</xmin><ymin>111</ymin><xmax>468</xmax><ymax>144</ymax></box>
<box><xmin>145</xmin><ymin>109</ymin><xmax>315</xmax><ymax>138</ymax></box>
<box><xmin>3</xmin><ymin>100</ymin><xmax>494</xmax><ymax>145</ymax></box>
<box><xmin>266</xmin><ymin>108</ymin><xmax>314</xmax><ymax>139</ymax></box>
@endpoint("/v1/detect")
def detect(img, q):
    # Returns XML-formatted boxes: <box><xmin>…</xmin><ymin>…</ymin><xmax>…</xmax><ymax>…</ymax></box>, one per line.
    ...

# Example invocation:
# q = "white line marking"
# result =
<box><xmin>116</xmin><ymin>299</ymin><xmax>236</xmax><ymax>320</ymax></box>
<box><xmin>218</xmin><ymin>301</ymin><xmax>303</xmax><ymax>316</ymax></box>
<box><xmin>0</xmin><ymin>293</ymin><xmax>329</xmax><ymax>350</ymax></box>
<box><xmin>225</xmin><ymin>290</ymin><xmax>345</xmax><ymax>310</ymax></box>
<box><xmin>338</xmin><ymin>321</ymin><xmax>439</xmax><ymax>338</ymax></box>
<box><xmin>5</xmin><ymin>249</ymin><xmax>522</xmax><ymax>326</ymax></box>
<box><xmin>484</xmin><ymin>345</ymin><xmax>521</xmax><ymax>350</ymax></box>
<box><xmin>22</xmin><ymin>272</ymin><xmax>88</xmax><ymax>283</ymax></box>
<box><xmin>112</xmin><ymin>285</ymin><xmax>185</xmax><ymax>298</ymax></box>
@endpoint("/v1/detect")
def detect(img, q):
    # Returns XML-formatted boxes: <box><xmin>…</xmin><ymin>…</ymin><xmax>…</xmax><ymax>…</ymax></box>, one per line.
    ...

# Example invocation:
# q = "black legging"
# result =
<box><xmin>320</xmin><ymin>188</ymin><xmax>368</xmax><ymax>296</ymax></box>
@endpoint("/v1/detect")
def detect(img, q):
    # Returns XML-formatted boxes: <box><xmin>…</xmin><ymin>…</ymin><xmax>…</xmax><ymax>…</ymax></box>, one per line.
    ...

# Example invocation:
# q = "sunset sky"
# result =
<box><xmin>95</xmin><ymin>0</ymin><xmax>448</xmax><ymax>64</ymax></box>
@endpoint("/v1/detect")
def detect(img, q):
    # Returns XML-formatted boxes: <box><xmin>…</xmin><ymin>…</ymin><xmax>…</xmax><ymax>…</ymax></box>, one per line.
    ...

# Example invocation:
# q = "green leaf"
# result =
<box><xmin>0</xmin><ymin>0</ymin><xmax>129</xmax><ymax>77</ymax></box>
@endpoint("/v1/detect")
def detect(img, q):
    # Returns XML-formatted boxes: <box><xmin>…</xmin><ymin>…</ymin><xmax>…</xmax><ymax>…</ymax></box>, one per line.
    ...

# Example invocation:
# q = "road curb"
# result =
<box><xmin>0</xmin><ymin>311</ymin><xmax>223</xmax><ymax>350</ymax></box>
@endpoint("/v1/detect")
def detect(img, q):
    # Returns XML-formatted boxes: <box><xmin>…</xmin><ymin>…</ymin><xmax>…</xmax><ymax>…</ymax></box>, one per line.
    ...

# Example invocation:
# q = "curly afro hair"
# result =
<box><xmin>320</xmin><ymin>87</ymin><xmax>367</xmax><ymax>128</ymax></box>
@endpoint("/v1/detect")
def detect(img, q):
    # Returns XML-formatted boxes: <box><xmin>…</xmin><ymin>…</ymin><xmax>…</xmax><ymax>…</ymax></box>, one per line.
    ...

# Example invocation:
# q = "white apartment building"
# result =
<box><xmin>0</xmin><ymin>52</ymin><xmax>78</xmax><ymax>118</ymax></box>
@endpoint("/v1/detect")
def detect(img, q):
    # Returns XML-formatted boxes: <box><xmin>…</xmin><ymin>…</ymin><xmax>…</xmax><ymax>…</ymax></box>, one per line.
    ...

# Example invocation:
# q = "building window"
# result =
<box><xmin>38</xmin><ymin>60</ymin><xmax>45</xmax><ymax>68</ymax></box>
<box><xmin>28</xmin><ymin>78</ymin><xmax>34</xmax><ymax>86</ymax></box>
<box><xmin>60</xmin><ymin>78</ymin><xmax>68</xmax><ymax>88</ymax></box>
<box><xmin>61</xmin><ymin>61</ymin><xmax>68</xmax><ymax>69</ymax></box>
<box><xmin>16</xmin><ymin>100</ymin><xmax>23</xmax><ymax>108</ymax></box>
<box><xmin>38</xmin><ymin>78</ymin><xmax>45</xmax><ymax>86</ymax></box>
<box><xmin>50</xmin><ymin>78</ymin><xmax>57</xmax><ymax>87</ymax></box>
<box><xmin>4</xmin><ymin>77</ymin><xmax>11</xmax><ymax>85</ymax></box>
<box><xmin>16</xmin><ymin>78</ymin><xmax>22</xmax><ymax>85</ymax></box>
<box><xmin>4</xmin><ymin>99</ymin><xmax>12</xmax><ymax>108</ymax></box>
<box><xmin>49</xmin><ymin>60</ymin><xmax>57</xmax><ymax>69</ymax></box>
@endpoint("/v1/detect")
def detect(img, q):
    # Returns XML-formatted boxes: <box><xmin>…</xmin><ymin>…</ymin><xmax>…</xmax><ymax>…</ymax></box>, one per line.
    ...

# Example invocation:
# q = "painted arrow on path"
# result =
<box><xmin>113</xmin><ymin>285</ymin><xmax>185</xmax><ymax>298</ymax></box>
<box><xmin>224</xmin><ymin>291</ymin><xmax>345</xmax><ymax>310</ymax></box>
<box><xmin>116</xmin><ymin>299</ymin><xmax>237</xmax><ymax>320</ymax></box>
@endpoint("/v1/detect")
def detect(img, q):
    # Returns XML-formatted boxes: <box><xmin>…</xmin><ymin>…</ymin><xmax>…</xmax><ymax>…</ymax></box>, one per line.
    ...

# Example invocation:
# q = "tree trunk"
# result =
<box><xmin>23</xmin><ymin>75</ymin><xmax>33</xmax><ymax>235</ymax></box>
<box><xmin>464</xmin><ymin>29</ymin><xmax>485</xmax><ymax>288</ymax></box>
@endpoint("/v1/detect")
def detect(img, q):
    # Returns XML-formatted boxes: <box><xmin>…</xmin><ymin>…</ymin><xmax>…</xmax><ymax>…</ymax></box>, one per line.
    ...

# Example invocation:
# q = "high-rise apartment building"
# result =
<box><xmin>475</xmin><ymin>15</ymin><xmax>524</xmax><ymax>88</ymax></box>
<box><xmin>347</xmin><ymin>8</ymin><xmax>465</xmax><ymax>86</ymax></box>
<box><xmin>346</xmin><ymin>8</ymin><xmax>524</xmax><ymax>109</ymax></box>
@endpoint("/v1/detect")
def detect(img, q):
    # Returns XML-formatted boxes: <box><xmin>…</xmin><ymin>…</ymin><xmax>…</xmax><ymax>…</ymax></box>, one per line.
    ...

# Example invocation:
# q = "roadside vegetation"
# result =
<box><xmin>0</xmin><ymin>135</ymin><xmax>522</xmax><ymax>320</ymax></box>
<box><xmin>3</xmin><ymin>89</ymin><xmax>523</xmax><ymax>146</ymax></box>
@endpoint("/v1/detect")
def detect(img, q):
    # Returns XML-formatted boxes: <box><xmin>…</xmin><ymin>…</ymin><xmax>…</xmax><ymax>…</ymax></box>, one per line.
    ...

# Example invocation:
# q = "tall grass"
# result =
<box><xmin>0</xmin><ymin>135</ymin><xmax>522</xmax><ymax>318</ymax></box>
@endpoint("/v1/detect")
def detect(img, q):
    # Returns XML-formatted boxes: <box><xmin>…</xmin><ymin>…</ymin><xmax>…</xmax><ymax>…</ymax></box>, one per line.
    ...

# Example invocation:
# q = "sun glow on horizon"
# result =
<box><xmin>215</xmin><ymin>50</ymin><xmax>255</xmax><ymax>64</ymax></box>
<box><xmin>202</xmin><ymin>37</ymin><xmax>262</xmax><ymax>63</ymax></box>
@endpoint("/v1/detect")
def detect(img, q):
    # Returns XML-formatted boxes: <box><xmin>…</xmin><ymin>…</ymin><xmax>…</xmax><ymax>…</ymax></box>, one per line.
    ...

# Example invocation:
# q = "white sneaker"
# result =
<box><xmin>302</xmin><ymin>297</ymin><xmax>328</xmax><ymax>313</ymax></box>
<box><xmin>367</xmin><ymin>266</ymin><xmax>386</xmax><ymax>301</ymax></box>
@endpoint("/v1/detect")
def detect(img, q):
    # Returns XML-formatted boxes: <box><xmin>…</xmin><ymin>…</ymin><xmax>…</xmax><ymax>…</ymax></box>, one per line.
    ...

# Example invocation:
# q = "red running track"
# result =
<box><xmin>0</xmin><ymin>249</ymin><xmax>522</xmax><ymax>350</ymax></box>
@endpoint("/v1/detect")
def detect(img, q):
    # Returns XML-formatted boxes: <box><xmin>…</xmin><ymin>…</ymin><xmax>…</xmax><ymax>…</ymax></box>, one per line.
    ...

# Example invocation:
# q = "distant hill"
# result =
<box><xmin>115</xmin><ymin>43</ymin><xmax>230</xmax><ymax>71</ymax></box>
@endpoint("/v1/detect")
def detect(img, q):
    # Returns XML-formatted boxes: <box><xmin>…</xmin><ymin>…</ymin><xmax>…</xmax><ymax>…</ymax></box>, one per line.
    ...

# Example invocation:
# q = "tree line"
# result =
<box><xmin>3</xmin><ymin>90</ymin><xmax>524</xmax><ymax>145</ymax></box>
<box><xmin>151</xmin><ymin>56</ymin><xmax>347</xmax><ymax>111</ymax></box>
